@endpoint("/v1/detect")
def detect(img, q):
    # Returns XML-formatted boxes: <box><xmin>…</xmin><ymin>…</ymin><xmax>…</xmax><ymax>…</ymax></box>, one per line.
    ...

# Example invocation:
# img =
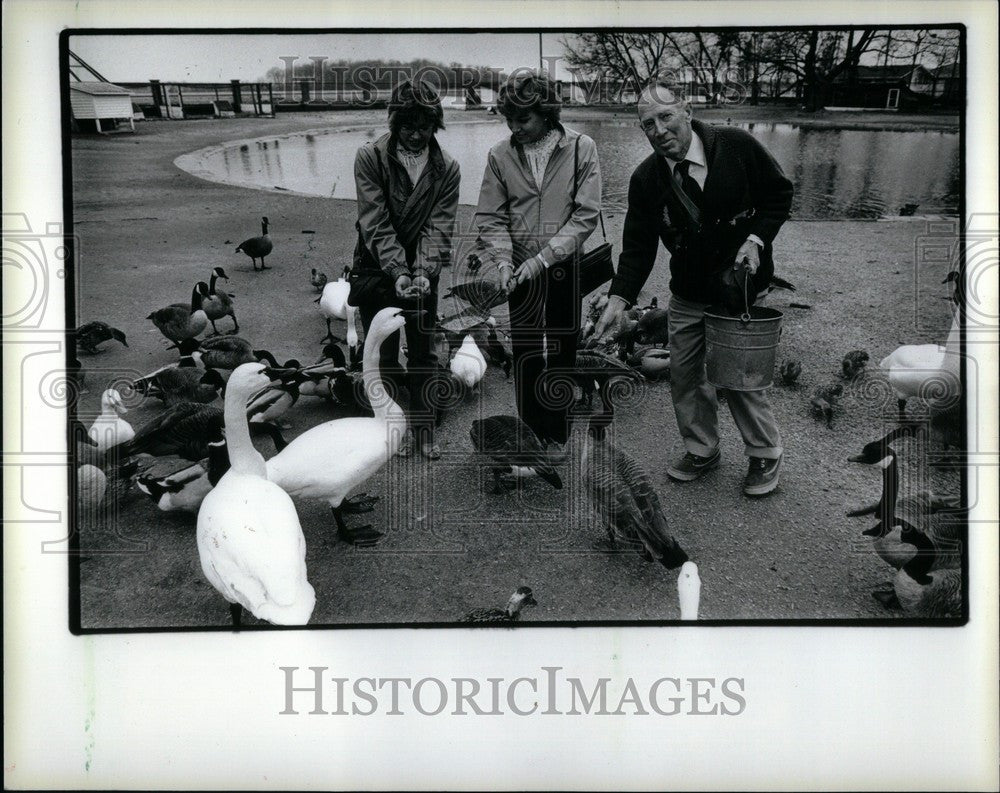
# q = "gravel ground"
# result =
<box><xmin>70</xmin><ymin>111</ymin><xmax>960</xmax><ymax>628</ymax></box>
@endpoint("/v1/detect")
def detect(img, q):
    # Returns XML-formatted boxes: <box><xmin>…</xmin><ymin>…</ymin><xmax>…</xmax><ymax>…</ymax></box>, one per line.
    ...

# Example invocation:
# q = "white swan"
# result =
<box><xmin>880</xmin><ymin>308</ymin><xmax>961</xmax><ymax>418</ymax></box>
<box><xmin>265</xmin><ymin>306</ymin><xmax>412</xmax><ymax>547</ymax></box>
<box><xmin>450</xmin><ymin>334</ymin><xmax>487</xmax><ymax>391</ymax></box>
<box><xmin>196</xmin><ymin>362</ymin><xmax>315</xmax><ymax>627</ymax></box>
<box><xmin>88</xmin><ymin>388</ymin><xmax>134</xmax><ymax>452</ymax></box>
<box><xmin>319</xmin><ymin>267</ymin><xmax>351</xmax><ymax>341</ymax></box>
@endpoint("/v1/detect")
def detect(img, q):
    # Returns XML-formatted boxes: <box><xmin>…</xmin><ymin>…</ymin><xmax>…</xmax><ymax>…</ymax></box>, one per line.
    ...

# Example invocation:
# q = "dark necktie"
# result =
<box><xmin>674</xmin><ymin>160</ymin><xmax>703</xmax><ymax>210</ymax></box>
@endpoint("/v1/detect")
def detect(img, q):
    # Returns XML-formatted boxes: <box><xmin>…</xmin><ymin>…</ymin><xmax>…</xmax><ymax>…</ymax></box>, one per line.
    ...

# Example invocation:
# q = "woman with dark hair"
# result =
<box><xmin>474</xmin><ymin>70</ymin><xmax>602</xmax><ymax>460</ymax></box>
<box><xmin>351</xmin><ymin>77</ymin><xmax>460</xmax><ymax>460</ymax></box>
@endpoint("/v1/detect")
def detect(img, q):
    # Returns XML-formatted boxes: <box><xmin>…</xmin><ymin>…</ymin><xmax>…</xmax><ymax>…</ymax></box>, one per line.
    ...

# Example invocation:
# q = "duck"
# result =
<box><xmin>633</xmin><ymin>306</ymin><xmax>670</xmax><ymax>347</ymax></box>
<box><xmin>627</xmin><ymin>346</ymin><xmax>671</xmax><ymax>380</ymax></box>
<box><xmin>460</xmin><ymin>587</ymin><xmax>538</xmax><ymax>623</ymax></box>
<box><xmin>235</xmin><ymin>215</ymin><xmax>273</xmax><ymax>271</ymax></box>
<box><xmin>246</xmin><ymin>365</ymin><xmax>303</xmax><ymax>429</ymax></box>
<box><xmin>879</xmin><ymin>307</ymin><xmax>961</xmax><ymax>420</ymax></box>
<box><xmin>778</xmin><ymin>359</ymin><xmax>802</xmax><ymax>387</ymax></box>
<box><xmin>120</xmin><ymin>402</ymin><xmax>225</xmax><ymax>461</ymax></box>
<box><xmin>147</xmin><ymin>283</ymin><xmax>209</xmax><ymax>345</ymax></box>
<box><xmin>264</xmin><ymin>307</ymin><xmax>419</xmax><ymax>548</ymax></box>
<box><xmin>310</xmin><ymin>268</ymin><xmax>328</xmax><ymax>293</ymax></box>
<box><xmin>201</xmin><ymin>266</ymin><xmax>239</xmax><ymax>334</ymax></box>
<box><xmin>87</xmin><ymin>388</ymin><xmax>135</xmax><ymax>452</ymax></box>
<box><xmin>75</xmin><ymin>321</ymin><xmax>128</xmax><ymax>354</ymax></box>
<box><xmin>197</xmin><ymin>362</ymin><xmax>315</xmax><ymax>627</ymax></box>
<box><xmin>888</xmin><ymin>526</ymin><xmax>962</xmax><ymax>617</ymax></box>
<box><xmin>442</xmin><ymin>279</ymin><xmax>507</xmax><ymax>313</ymax></box>
<box><xmin>135</xmin><ymin>365</ymin><xmax>226</xmax><ymax>406</ymax></box>
<box><xmin>841</xmin><ymin>349</ymin><xmax>869</xmax><ymax>380</ymax></box>
<box><xmin>318</xmin><ymin>267</ymin><xmax>351</xmax><ymax>341</ymax></box>
<box><xmin>469</xmin><ymin>415</ymin><xmax>563</xmax><ymax>494</ymax></box>
<box><xmin>449</xmin><ymin>334</ymin><xmax>487</xmax><ymax>392</ymax></box>
<box><xmin>757</xmin><ymin>274</ymin><xmax>796</xmax><ymax>301</ymax></box>
<box><xmin>677</xmin><ymin>561</ymin><xmax>701</xmax><ymax>620</ymax></box>
<box><xmin>809</xmin><ymin>383</ymin><xmax>843</xmax><ymax>428</ymax></box>
<box><xmin>175</xmin><ymin>335</ymin><xmax>273</xmax><ymax>372</ymax></box>
<box><xmin>580</xmin><ymin>408</ymin><xmax>689</xmax><ymax>569</ymax></box>
<box><xmin>136</xmin><ymin>427</ymin><xmax>230</xmax><ymax>514</ymax></box>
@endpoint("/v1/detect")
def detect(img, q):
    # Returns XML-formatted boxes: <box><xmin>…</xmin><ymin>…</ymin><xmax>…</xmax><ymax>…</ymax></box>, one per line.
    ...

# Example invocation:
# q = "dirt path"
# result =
<box><xmin>70</xmin><ymin>112</ymin><xmax>960</xmax><ymax>627</ymax></box>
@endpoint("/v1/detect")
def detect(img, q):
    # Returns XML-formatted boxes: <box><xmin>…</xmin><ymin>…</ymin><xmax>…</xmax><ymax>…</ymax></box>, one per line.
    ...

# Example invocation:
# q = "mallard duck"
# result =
<box><xmin>469</xmin><ymin>415</ymin><xmax>562</xmax><ymax>494</ymax></box>
<box><xmin>442</xmin><ymin>279</ymin><xmax>507</xmax><ymax>313</ymax></box>
<box><xmin>235</xmin><ymin>216</ymin><xmax>273</xmax><ymax>271</ymax></box>
<box><xmin>778</xmin><ymin>359</ymin><xmax>802</xmax><ymax>387</ymax></box>
<box><xmin>318</xmin><ymin>268</ymin><xmax>351</xmax><ymax>341</ymax></box>
<box><xmin>246</xmin><ymin>366</ymin><xmax>303</xmax><ymax>429</ymax></box>
<box><xmin>757</xmin><ymin>274</ymin><xmax>796</xmax><ymax>301</ymax></box>
<box><xmin>201</xmin><ymin>266</ymin><xmax>238</xmax><ymax>334</ymax></box>
<box><xmin>136</xmin><ymin>365</ymin><xmax>226</xmax><ymax>406</ymax></box>
<box><xmin>841</xmin><ymin>349</ymin><xmax>869</xmax><ymax>380</ymax></box>
<box><xmin>677</xmin><ymin>561</ymin><xmax>701</xmax><ymax>620</ymax></box>
<box><xmin>450</xmin><ymin>334</ymin><xmax>487</xmax><ymax>391</ymax></box>
<box><xmin>264</xmin><ymin>307</ymin><xmax>419</xmax><ymax>548</ymax></box>
<box><xmin>310</xmin><ymin>268</ymin><xmax>328</xmax><ymax>293</ymax></box>
<box><xmin>809</xmin><ymin>383</ymin><xmax>843</xmax><ymax>428</ymax></box>
<box><xmin>136</xmin><ymin>428</ymin><xmax>230</xmax><ymax>514</ymax></box>
<box><xmin>879</xmin><ymin>309</ymin><xmax>961</xmax><ymax>420</ymax></box>
<box><xmin>197</xmin><ymin>362</ymin><xmax>315</xmax><ymax>626</ymax></box>
<box><xmin>88</xmin><ymin>388</ymin><xmax>135</xmax><ymax>452</ymax></box>
<box><xmin>461</xmin><ymin>587</ymin><xmax>537</xmax><ymax>623</ymax></box>
<box><xmin>581</xmin><ymin>410</ymin><xmax>689</xmax><ymax>569</ymax></box>
<box><xmin>147</xmin><ymin>283</ymin><xmax>209</xmax><ymax>345</ymax></box>
<box><xmin>76</xmin><ymin>321</ymin><xmax>128</xmax><ymax>354</ymax></box>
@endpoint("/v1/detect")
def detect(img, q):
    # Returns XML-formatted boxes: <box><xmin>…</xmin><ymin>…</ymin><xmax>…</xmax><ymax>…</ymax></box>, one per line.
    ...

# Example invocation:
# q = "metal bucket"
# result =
<box><xmin>703</xmin><ymin>305</ymin><xmax>783</xmax><ymax>391</ymax></box>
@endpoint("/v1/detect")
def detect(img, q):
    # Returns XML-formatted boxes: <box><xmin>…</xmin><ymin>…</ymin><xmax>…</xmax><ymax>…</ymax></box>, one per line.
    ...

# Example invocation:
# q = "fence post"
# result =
<box><xmin>231</xmin><ymin>79</ymin><xmax>242</xmax><ymax>113</ymax></box>
<box><xmin>256</xmin><ymin>83</ymin><xmax>263</xmax><ymax>116</ymax></box>
<box><xmin>268</xmin><ymin>83</ymin><xmax>275</xmax><ymax>117</ymax></box>
<box><xmin>177</xmin><ymin>84</ymin><xmax>185</xmax><ymax>118</ymax></box>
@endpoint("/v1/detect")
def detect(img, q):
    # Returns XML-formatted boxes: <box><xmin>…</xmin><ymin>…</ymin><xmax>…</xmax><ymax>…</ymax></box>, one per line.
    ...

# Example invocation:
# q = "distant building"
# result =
<box><xmin>829</xmin><ymin>64</ymin><xmax>960</xmax><ymax>110</ymax></box>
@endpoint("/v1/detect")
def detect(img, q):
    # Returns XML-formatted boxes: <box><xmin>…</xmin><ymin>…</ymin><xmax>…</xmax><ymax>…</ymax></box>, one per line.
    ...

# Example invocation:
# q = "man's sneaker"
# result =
<box><xmin>666</xmin><ymin>449</ymin><xmax>721</xmax><ymax>482</ymax></box>
<box><xmin>743</xmin><ymin>455</ymin><xmax>782</xmax><ymax>496</ymax></box>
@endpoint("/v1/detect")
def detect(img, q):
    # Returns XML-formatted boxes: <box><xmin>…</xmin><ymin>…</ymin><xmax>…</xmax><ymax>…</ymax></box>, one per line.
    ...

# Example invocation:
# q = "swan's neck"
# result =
<box><xmin>346</xmin><ymin>305</ymin><xmax>359</xmax><ymax>346</ymax></box>
<box><xmin>225</xmin><ymin>390</ymin><xmax>265</xmax><ymax>476</ymax></box>
<box><xmin>362</xmin><ymin>329</ymin><xmax>402</xmax><ymax>423</ymax></box>
<box><xmin>880</xmin><ymin>452</ymin><xmax>898</xmax><ymax>523</ymax></box>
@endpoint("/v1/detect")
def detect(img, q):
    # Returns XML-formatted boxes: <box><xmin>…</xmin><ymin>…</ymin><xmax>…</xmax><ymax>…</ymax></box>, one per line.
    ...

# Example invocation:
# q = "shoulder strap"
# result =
<box><xmin>571</xmin><ymin>135</ymin><xmax>606</xmax><ymax>241</ymax></box>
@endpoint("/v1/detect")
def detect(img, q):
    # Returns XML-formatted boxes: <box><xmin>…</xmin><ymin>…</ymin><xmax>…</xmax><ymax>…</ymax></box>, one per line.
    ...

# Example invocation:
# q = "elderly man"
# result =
<box><xmin>592</xmin><ymin>80</ymin><xmax>793</xmax><ymax>496</ymax></box>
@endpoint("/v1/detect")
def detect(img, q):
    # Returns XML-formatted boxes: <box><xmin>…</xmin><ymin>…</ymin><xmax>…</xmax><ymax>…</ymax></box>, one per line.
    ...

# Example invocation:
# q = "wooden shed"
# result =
<box><xmin>68</xmin><ymin>50</ymin><xmax>135</xmax><ymax>133</ymax></box>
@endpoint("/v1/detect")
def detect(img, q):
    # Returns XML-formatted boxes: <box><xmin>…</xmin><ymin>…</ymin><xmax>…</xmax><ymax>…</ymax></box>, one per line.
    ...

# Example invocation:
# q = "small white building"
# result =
<box><xmin>68</xmin><ymin>50</ymin><xmax>135</xmax><ymax>133</ymax></box>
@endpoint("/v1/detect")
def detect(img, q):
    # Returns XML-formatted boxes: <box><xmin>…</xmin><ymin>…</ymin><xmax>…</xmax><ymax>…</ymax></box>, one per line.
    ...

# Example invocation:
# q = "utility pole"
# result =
<box><xmin>539</xmin><ymin>33</ymin><xmax>543</xmax><ymax>73</ymax></box>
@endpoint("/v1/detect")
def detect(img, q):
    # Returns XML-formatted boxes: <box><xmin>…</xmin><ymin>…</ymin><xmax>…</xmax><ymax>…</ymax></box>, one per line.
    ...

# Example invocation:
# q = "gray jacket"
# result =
<box><xmin>474</xmin><ymin>126</ymin><xmax>602</xmax><ymax>268</ymax></box>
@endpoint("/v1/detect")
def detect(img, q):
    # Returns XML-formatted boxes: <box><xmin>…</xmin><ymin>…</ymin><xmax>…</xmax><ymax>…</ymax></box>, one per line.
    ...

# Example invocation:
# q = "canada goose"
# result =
<box><xmin>778</xmin><ymin>360</ymin><xmax>802</xmax><ymax>387</ymax></box>
<box><xmin>136</xmin><ymin>365</ymin><xmax>226</xmax><ymax>406</ymax></box>
<box><xmin>880</xmin><ymin>308</ymin><xmax>961</xmax><ymax>420</ymax></box>
<box><xmin>318</xmin><ymin>268</ymin><xmax>351</xmax><ymax>342</ymax></box>
<box><xmin>175</xmin><ymin>335</ymin><xmax>270</xmax><ymax>371</ymax></box>
<box><xmin>841</xmin><ymin>349</ymin><xmax>869</xmax><ymax>380</ymax></box>
<box><xmin>136</xmin><ymin>428</ymin><xmax>230</xmax><ymax>514</ymax></box>
<box><xmin>264</xmin><ymin>307</ymin><xmax>420</xmax><ymax>547</ymax></box>
<box><xmin>461</xmin><ymin>586</ymin><xmax>538</xmax><ymax>623</ymax></box>
<box><xmin>147</xmin><ymin>284</ymin><xmax>209</xmax><ymax>345</ymax></box>
<box><xmin>197</xmin><ymin>362</ymin><xmax>315</xmax><ymax>626</ymax></box>
<box><xmin>88</xmin><ymin>388</ymin><xmax>135</xmax><ymax>452</ymax></box>
<box><xmin>469</xmin><ymin>415</ymin><xmax>562</xmax><ymax>494</ymax></box>
<box><xmin>120</xmin><ymin>403</ymin><xmax>225</xmax><ymax>461</ymax></box>
<box><xmin>580</xmin><ymin>409</ymin><xmax>689</xmax><ymax>569</ymax></box>
<box><xmin>310</xmin><ymin>268</ymin><xmax>328</xmax><ymax>293</ymax></box>
<box><xmin>677</xmin><ymin>561</ymin><xmax>701</xmax><ymax>620</ymax></box>
<box><xmin>889</xmin><ymin>526</ymin><xmax>962</xmax><ymax>617</ymax></box>
<box><xmin>235</xmin><ymin>216</ymin><xmax>273</xmax><ymax>270</ymax></box>
<box><xmin>75</xmin><ymin>321</ymin><xmax>128</xmax><ymax>354</ymax></box>
<box><xmin>450</xmin><ymin>334</ymin><xmax>487</xmax><ymax>391</ymax></box>
<box><xmin>442</xmin><ymin>279</ymin><xmax>507</xmax><ymax>313</ymax></box>
<box><xmin>201</xmin><ymin>267</ymin><xmax>238</xmax><ymax>334</ymax></box>
<box><xmin>809</xmin><ymin>383</ymin><xmax>843</xmax><ymax>428</ymax></box>
<box><xmin>479</xmin><ymin>317</ymin><xmax>512</xmax><ymax>377</ymax></box>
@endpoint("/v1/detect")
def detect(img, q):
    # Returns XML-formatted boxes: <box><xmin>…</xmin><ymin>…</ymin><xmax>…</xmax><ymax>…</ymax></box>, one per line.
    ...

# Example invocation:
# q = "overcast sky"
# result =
<box><xmin>69</xmin><ymin>32</ymin><xmax>571</xmax><ymax>83</ymax></box>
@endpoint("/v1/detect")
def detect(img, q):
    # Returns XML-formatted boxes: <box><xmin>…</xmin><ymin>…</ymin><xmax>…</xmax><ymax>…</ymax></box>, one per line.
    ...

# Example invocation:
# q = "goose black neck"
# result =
<box><xmin>879</xmin><ymin>451</ymin><xmax>899</xmax><ymax>525</ymax></box>
<box><xmin>900</xmin><ymin>524</ymin><xmax>936</xmax><ymax>585</ymax></box>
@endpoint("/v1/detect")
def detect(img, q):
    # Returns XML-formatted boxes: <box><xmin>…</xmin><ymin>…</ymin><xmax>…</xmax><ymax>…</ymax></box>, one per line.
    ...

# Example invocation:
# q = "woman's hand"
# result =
<box><xmin>498</xmin><ymin>262</ymin><xmax>516</xmax><ymax>295</ymax></box>
<box><xmin>395</xmin><ymin>274</ymin><xmax>414</xmax><ymax>299</ymax></box>
<box><xmin>411</xmin><ymin>275</ymin><xmax>431</xmax><ymax>296</ymax></box>
<box><xmin>512</xmin><ymin>255</ymin><xmax>545</xmax><ymax>290</ymax></box>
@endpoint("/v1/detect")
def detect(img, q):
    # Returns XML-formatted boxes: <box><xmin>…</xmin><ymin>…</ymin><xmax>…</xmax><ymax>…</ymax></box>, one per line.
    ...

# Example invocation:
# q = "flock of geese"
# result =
<box><xmin>71</xmin><ymin>218</ymin><xmax>966</xmax><ymax>625</ymax></box>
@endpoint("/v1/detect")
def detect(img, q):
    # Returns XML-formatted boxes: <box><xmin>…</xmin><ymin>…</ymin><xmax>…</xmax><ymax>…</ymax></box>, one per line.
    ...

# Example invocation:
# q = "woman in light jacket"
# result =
<box><xmin>352</xmin><ymin>78</ymin><xmax>460</xmax><ymax>460</ymax></box>
<box><xmin>474</xmin><ymin>71</ymin><xmax>602</xmax><ymax>459</ymax></box>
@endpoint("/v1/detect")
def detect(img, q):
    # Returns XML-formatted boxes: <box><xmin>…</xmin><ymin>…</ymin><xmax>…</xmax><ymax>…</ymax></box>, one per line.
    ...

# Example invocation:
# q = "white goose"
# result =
<box><xmin>319</xmin><ymin>267</ymin><xmax>351</xmax><ymax>341</ymax></box>
<box><xmin>450</xmin><ymin>334</ymin><xmax>487</xmax><ymax>392</ymax></box>
<box><xmin>88</xmin><ymin>388</ymin><xmax>135</xmax><ymax>452</ymax></box>
<box><xmin>880</xmin><ymin>307</ymin><xmax>961</xmax><ymax>419</ymax></box>
<box><xmin>265</xmin><ymin>306</ymin><xmax>413</xmax><ymax>547</ymax></box>
<box><xmin>196</xmin><ymin>362</ymin><xmax>315</xmax><ymax>627</ymax></box>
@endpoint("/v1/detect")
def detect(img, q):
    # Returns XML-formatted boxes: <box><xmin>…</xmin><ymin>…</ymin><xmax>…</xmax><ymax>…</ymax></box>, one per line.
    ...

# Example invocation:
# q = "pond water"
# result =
<box><xmin>176</xmin><ymin>118</ymin><xmax>959</xmax><ymax>220</ymax></box>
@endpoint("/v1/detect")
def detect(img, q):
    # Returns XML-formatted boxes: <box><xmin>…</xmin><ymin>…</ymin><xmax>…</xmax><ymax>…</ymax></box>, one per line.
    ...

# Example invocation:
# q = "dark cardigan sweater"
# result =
<box><xmin>609</xmin><ymin>118</ymin><xmax>793</xmax><ymax>306</ymax></box>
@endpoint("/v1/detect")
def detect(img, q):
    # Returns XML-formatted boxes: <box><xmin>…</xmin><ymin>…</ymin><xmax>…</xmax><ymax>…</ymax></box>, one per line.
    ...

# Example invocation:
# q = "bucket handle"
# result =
<box><xmin>740</xmin><ymin>263</ymin><xmax>752</xmax><ymax>324</ymax></box>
